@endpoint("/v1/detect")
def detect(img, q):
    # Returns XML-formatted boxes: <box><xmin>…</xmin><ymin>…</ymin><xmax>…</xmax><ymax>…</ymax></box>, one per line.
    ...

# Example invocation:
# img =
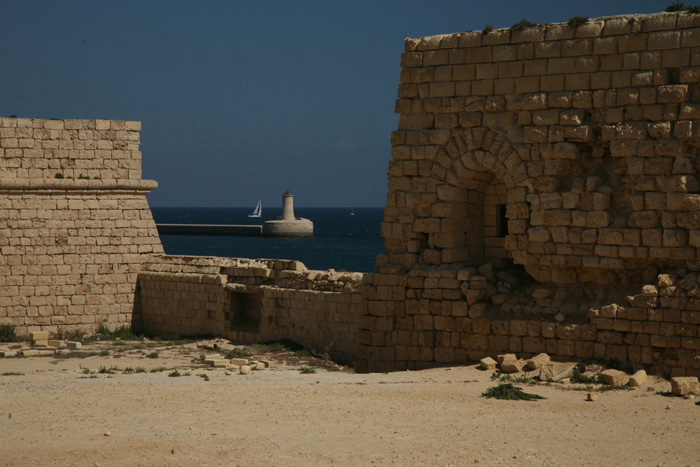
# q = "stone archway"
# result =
<box><xmin>417</xmin><ymin>129</ymin><xmax>531</xmax><ymax>268</ymax></box>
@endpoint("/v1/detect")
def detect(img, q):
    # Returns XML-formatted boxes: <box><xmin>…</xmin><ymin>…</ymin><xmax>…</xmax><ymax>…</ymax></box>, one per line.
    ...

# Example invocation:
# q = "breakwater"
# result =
<box><xmin>156</xmin><ymin>224</ymin><xmax>263</xmax><ymax>236</ymax></box>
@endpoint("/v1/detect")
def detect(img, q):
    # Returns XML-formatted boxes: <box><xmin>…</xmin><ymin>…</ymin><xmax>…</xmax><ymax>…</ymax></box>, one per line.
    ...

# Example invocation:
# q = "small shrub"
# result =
<box><xmin>490</xmin><ymin>371</ymin><xmax>510</xmax><ymax>382</ymax></box>
<box><xmin>70</xmin><ymin>328</ymin><xmax>88</xmax><ymax>341</ymax></box>
<box><xmin>665</xmin><ymin>2</ymin><xmax>700</xmax><ymax>12</ymax></box>
<box><xmin>96</xmin><ymin>324</ymin><xmax>139</xmax><ymax>341</ymax></box>
<box><xmin>82</xmin><ymin>367</ymin><xmax>91</xmax><ymax>374</ymax></box>
<box><xmin>256</xmin><ymin>339</ymin><xmax>303</xmax><ymax>352</ymax></box>
<box><xmin>191</xmin><ymin>354</ymin><xmax>206</xmax><ymax>363</ymax></box>
<box><xmin>511</xmin><ymin>19</ymin><xmax>538</xmax><ymax>32</ymax></box>
<box><xmin>145</xmin><ymin>352</ymin><xmax>159</xmax><ymax>359</ymax></box>
<box><xmin>299</xmin><ymin>366</ymin><xmax>316</xmax><ymax>374</ymax></box>
<box><xmin>135</xmin><ymin>367</ymin><xmax>146</xmax><ymax>373</ymax></box>
<box><xmin>100</xmin><ymin>350</ymin><xmax>110</xmax><ymax>357</ymax></box>
<box><xmin>656</xmin><ymin>390</ymin><xmax>682</xmax><ymax>397</ymax></box>
<box><xmin>168</xmin><ymin>370</ymin><xmax>182</xmax><ymax>377</ymax></box>
<box><xmin>150</xmin><ymin>367</ymin><xmax>166</xmax><ymax>373</ymax></box>
<box><xmin>55</xmin><ymin>173</ymin><xmax>65</xmax><ymax>179</ymax></box>
<box><xmin>224</xmin><ymin>348</ymin><xmax>252</xmax><ymax>359</ymax></box>
<box><xmin>482</xmin><ymin>24</ymin><xmax>493</xmax><ymax>35</ymax></box>
<box><xmin>98</xmin><ymin>366</ymin><xmax>119</xmax><ymax>375</ymax></box>
<box><xmin>666</xmin><ymin>2</ymin><xmax>687</xmax><ymax>11</ymax></box>
<box><xmin>8</xmin><ymin>115</ymin><xmax>17</xmax><ymax>118</ymax></box>
<box><xmin>571</xmin><ymin>368</ymin><xmax>602</xmax><ymax>385</ymax></box>
<box><xmin>567</xmin><ymin>16</ymin><xmax>589</xmax><ymax>29</ymax></box>
<box><xmin>0</xmin><ymin>323</ymin><xmax>17</xmax><ymax>343</ymax></box>
<box><xmin>197</xmin><ymin>373</ymin><xmax>210</xmax><ymax>381</ymax></box>
<box><xmin>482</xmin><ymin>383</ymin><xmax>546</xmax><ymax>401</ymax></box>
<box><xmin>123</xmin><ymin>367</ymin><xmax>134</xmax><ymax>374</ymax></box>
<box><xmin>599</xmin><ymin>384</ymin><xmax>634</xmax><ymax>392</ymax></box>
<box><xmin>511</xmin><ymin>375</ymin><xmax>533</xmax><ymax>384</ymax></box>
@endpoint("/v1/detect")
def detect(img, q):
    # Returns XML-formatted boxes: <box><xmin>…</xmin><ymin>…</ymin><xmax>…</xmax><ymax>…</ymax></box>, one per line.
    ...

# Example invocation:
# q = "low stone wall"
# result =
<box><xmin>355</xmin><ymin>262</ymin><xmax>700</xmax><ymax>376</ymax></box>
<box><xmin>136</xmin><ymin>256</ymin><xmax>364</xmax><ymax>364</ymax></box>
<box><xmin>0</xmin><ymin>117</ymin><xmax>162</xmax><ymax>336</ymax></box>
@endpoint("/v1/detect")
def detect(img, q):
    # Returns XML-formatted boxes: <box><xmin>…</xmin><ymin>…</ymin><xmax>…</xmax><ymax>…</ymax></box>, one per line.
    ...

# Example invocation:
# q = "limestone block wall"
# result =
<box><xmin>137</xmin><ymin>256</ymin><xmax>364</xmax><ymax>364</ymax></box>
<box><xmin>355</xmin><ymin>12</ymin><xmax>700</xmax><ymax>374</ymax></box>
<box><xmin>0</xmin><ymin>117</ymin><xmax>163</xmax><ymax>335</ymax></box>
<box><xmin>382</xmin><ymin>11</ymin><xmax>700</xmax><ymax>284</ymax></box>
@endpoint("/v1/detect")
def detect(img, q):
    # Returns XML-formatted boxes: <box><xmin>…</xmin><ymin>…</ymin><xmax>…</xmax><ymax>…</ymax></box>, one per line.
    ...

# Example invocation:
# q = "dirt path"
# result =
<box><xmin>1</xmin><ymin>340</ymin><xmax>699</xmax><ymax>466</ymax></box>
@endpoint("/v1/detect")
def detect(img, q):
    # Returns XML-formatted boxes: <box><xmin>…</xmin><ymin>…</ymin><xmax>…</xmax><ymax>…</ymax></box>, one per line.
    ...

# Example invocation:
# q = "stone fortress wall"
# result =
<box><xmin>355</xmin><ymin>11</ymin><xmax>700</xmax><ymax>374</ymax></box>
<box><xmin>0</xmin><ymin>117</ymin><xmax>163</xmax><ymax>335</ymax></box>
<box><xmin>136</xmin><ymin>256</ymin><xmax>363</xmax><ymax>365</ymax></box>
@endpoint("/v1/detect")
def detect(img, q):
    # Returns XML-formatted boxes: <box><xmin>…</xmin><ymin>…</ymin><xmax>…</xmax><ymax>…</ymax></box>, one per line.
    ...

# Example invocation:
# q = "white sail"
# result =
<box><xmin>248</xmin><ymin>199</ymin><xmax>262</xmax><ymax>218</ymax></box>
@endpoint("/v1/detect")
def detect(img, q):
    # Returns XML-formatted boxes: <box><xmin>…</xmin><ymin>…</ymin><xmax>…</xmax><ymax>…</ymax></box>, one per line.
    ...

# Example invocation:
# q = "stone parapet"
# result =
<box><xmin>0</xmin><ymin>117</ymin><xmax>143</xmax><ymax>181</ymax></box>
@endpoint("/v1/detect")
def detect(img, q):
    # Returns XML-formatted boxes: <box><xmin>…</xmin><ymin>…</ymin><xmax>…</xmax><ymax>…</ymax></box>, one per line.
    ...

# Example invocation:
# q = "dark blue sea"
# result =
<box><xmin>151</xmin><ymin>207</ymin><xmax>385</xmax><ymax>273</ymax></box>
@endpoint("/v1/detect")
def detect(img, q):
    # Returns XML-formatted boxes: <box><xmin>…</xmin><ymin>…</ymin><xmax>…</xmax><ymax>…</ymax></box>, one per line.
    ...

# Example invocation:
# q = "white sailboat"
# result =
<box><xmin>248</xmin><ymin>199</ymin><xmax>262</xmax><ymax>218</ymax></box>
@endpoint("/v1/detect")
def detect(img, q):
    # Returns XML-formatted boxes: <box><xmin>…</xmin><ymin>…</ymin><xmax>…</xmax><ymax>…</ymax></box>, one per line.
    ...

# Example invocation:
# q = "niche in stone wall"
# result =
<box><xmin>228</xmin><ymin>291</ymin><xmax>262</xmax><ymax>331</ymax></box>
<box><xmin>454</xmin><ymin>166</ymin><xmax>512</xmax><ymax>268</ymax></box>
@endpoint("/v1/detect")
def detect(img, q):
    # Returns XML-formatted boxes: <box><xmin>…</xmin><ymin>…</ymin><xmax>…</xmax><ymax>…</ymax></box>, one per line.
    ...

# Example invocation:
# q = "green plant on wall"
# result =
<box><xmin>567</xmin><ymin>16</ymin><xmax>589</xmax><ymax>29</ymax></box>
<box><xmin>0</xmin><ymin>323</ymin><xmax>17</xmax><ymax>342</ymax></box>
<box><xmin>665</xmin><ymin>2</ymin><xmax>700</xmax><ymax>12</ymax></box>
<box><xmin>510</xmin><ymin>19</ymin><xmax>537</xmax><ymax>31</ymax></box>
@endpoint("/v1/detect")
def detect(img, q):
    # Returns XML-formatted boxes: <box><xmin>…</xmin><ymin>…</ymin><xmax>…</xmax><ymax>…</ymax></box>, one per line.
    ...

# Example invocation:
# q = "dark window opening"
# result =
<box><xmin>229</xmin><ymin>291</ymin><xmax>262</xmax><ymax>331</ymax></box>
<box><xmin>499</xmin><ymin>204</ymin><xmax>508</xmax><ymax>237</ymax></box>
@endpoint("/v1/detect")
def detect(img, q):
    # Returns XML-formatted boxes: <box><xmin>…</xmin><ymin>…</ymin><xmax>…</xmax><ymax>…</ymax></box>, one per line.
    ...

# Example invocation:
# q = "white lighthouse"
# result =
<box><xmin>262</xmin><ymin>191</ymin><xmax>313</xmax><ymax>238</ymax></box>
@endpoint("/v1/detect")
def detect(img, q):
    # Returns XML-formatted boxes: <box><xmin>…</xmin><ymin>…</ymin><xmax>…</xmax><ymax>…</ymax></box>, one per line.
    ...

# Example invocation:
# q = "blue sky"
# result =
<box><xmin>1</xmin><ymin>0</ymin><xmax>668</xmax><ymax>207</ymax></box>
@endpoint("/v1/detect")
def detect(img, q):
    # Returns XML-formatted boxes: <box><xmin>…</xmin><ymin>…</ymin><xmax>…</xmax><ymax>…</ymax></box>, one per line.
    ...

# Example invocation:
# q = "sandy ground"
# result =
<box><xmin>1</xmin><ymin>340</ymin><xmax>699</xmax><ymax>467</ymax></box>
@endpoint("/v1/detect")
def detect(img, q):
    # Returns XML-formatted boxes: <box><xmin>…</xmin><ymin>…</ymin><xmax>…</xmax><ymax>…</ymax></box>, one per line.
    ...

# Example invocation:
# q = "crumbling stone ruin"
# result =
<box><xmin>136</xmin><ymin>256</ymin><xmax>363</xmax><ymax>365</ymax></box>
<box><xmin>356</xmin><ymin>12</ymin><xmax>700</xmax><ymax>375</ymax></box>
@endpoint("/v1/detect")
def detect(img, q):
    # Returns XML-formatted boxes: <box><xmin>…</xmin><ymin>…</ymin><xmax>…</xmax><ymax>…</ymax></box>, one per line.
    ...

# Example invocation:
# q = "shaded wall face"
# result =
<box><xmin>0</xmin><ymin>117</ymin><xmax>163</xmax><ymax>335</ymax></box>
<box><xmin>381</xmin><ymin>13</ymin><xmax>700</xmax><ymax>285</ymax></box>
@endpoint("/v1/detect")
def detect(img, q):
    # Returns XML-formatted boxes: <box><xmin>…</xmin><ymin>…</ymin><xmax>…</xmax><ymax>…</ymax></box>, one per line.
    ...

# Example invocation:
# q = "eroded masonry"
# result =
<box><xmin>357</xmin><ymin>12</ymin><xmax>700</xmax><ymax>374</ymax></box>
<box><xmin>5</xmin><ymin>11</ymin><xmax>700</xmax><ymax>376</ymax></box>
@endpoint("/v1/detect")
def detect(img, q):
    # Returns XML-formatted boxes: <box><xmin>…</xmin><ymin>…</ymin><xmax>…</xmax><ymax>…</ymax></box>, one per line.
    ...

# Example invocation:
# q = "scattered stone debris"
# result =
<box><xmin>480</xmin><ymin>357</ymin><xmax>497</xmax><ymax>371</ymax></box>
<box><xmin>479</xmin><ymin>351</ymin><xmax>673</xmax><ymax>394</ymax></box>
<box><xmin>30</xmin><ymin>331</ymin><xmax>48</xmax><ymax>347</ymax></box>
<box><xmin>600</xmin><ymin>369</ymin><xmax>630</xmax><ymax>386</ymax></box>
<box><xmin>525</xmin><ymin>353</ymin><xmax>550</xmax><ymax>371</ymax></box>
<box><xmin>539</xmin><ymin>363</ymin><xmax>575</xmax><ymax>382</ymax></box>
<box><xmin>629</xmin><ymin>370</ymin><xmax>647</xmax><ymax>388</ymax></box>
<box><xmin>671</xmin><ymin>377</ymin><xmax>700</xmax><ymax>396</ymax></box>
<box><xmin>497</xmin><ymin>354</ymin><xmax>525</xmax><ymax>373</ymax></box>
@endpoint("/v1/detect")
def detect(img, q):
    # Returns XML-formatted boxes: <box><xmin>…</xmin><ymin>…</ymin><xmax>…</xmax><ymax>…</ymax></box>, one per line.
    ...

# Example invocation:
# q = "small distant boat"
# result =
<box><xmin>350</xmin><ymin>210</ymin><xmax>355</xmax><ymax>216</ymax></box>
<box><xmin>248</xmin><ymin>199</ymin><xmax>262</xmax><ymax>218</ymax></box>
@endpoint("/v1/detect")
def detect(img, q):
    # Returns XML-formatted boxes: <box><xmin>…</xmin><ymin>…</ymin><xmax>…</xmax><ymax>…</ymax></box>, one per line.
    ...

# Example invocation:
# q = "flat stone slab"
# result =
<box><xmin>600</xmin><ymin>369</ymin><xmax>630</xmax><ymax>386</ymax></box>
